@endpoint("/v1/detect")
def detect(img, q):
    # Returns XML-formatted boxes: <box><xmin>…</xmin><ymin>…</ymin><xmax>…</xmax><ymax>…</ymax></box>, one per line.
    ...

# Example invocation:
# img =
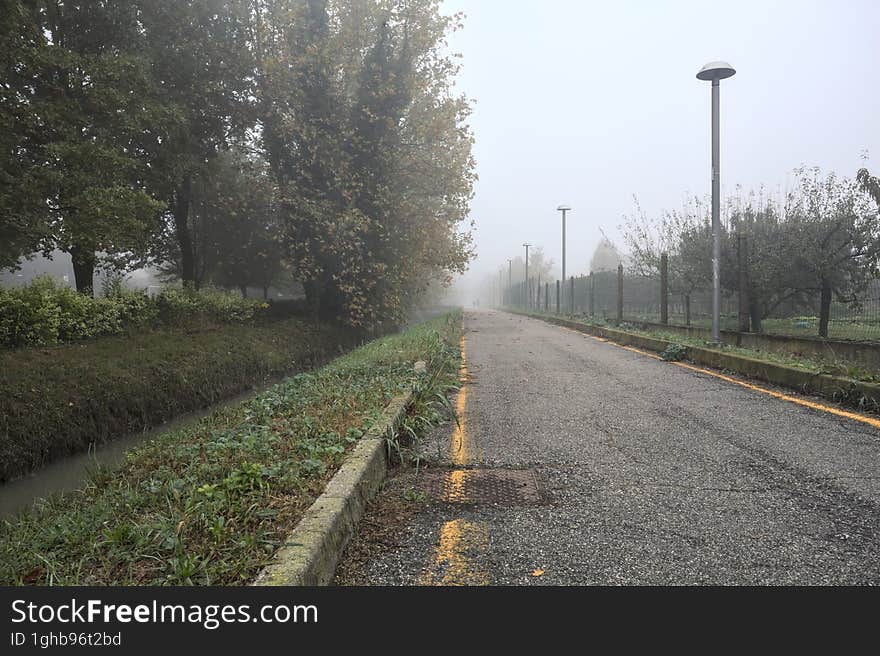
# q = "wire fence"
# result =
<box><xmin>503</xmin><ymin>268</ymin><xmax>880</xmax><ymax>342</ymax></box>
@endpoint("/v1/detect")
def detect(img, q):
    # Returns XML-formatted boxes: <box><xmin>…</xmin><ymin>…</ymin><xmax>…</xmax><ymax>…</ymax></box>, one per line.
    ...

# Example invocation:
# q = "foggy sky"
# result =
<box><xmin>443</xmin><ymin>0</ymin><xmax>880</xmax><ymax>300</ymax></box>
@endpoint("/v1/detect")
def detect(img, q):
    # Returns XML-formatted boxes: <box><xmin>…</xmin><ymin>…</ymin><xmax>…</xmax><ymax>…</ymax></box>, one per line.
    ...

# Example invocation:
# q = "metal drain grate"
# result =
<box><xmin>419</xmin><ymin>469</ymin><xmax>542</xmax><ymax>505</ymax></box>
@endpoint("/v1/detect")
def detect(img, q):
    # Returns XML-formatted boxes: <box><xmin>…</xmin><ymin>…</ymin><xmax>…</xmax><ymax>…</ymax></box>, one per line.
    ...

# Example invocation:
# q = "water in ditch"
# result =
<box><xmin>0</xmin><ymin>387</ymin><xmax>262</xmax><ymax>519</ymax></box>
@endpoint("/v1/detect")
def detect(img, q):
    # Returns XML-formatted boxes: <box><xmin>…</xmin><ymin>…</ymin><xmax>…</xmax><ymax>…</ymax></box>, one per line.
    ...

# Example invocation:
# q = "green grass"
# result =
<box><xmin>566</xmin><ymin>314</ymin><xmax>880</xmax><ymax>382</ymax></box>
<box><xmin>0</xmin><ymin>310</ymin><xmax>462</xmax><ymax>585</ymax></box>
<box><xmin>0</xmin><ymin>318</ymin><xmax>355</xmax><ymax>483</ymax></box>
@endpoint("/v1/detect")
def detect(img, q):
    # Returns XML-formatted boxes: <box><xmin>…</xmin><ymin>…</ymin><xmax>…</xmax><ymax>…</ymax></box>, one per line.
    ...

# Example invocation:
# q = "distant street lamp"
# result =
<box><xmin>523</xmin><ymin>243</ymin><xmax>531</xmax><ymax>308</ymax></box>
<box><xmin>557</xmin><ymin>205</ymin><xmax>571</xmax><ymax>286</ymax></box>
<box><xmin>696</xmin><ymin>61</ymin><xmax>736</xmax><ymax>343</ymax></box>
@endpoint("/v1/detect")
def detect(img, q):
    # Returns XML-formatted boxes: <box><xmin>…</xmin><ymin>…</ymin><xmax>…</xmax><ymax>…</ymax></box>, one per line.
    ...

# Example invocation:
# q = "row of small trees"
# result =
<box><xmin>1</xmin><ymin>0</ymin><xmax>475</xmax><ymax>328</ymax></box>
<box><xmin>622</xmin><ymin>167</ymin><xmax>880</xmax><ymax>337</ymax></box>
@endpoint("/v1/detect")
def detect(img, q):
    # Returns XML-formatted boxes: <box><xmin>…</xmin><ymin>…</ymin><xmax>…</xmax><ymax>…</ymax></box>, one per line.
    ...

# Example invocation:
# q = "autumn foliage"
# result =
<box><xmin>1</xmin><ymin>1</ymin><xmax>475</xmax><ymax>329</ymax></box>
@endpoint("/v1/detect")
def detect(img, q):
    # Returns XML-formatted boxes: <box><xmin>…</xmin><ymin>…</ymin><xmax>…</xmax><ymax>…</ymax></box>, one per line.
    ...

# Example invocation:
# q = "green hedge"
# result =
<box><xmin>0</xmin><ymin>317</ymin><xmax>354</xmax><ymax>483</ymax></box>
<box><xmin>0</xmin><ymin>277</ymin><xmax>277</xmax><ymax>348</ymax></box>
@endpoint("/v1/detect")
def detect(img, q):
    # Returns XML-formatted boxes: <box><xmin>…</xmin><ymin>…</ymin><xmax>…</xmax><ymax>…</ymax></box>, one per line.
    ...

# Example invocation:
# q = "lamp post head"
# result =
<box><xmin>557</xmin><ymin>205</ymin><xmax>571</xmax><ymax>212</ymax></box>
<box><xmin>696</xmin><ymin>61</ymin><xmax>736</xmax><ymax>81</ymax></box>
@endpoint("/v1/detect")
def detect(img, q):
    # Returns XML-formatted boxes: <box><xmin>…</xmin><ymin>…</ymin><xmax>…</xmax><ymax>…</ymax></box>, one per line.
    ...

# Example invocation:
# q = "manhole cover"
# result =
<box><xmin>419</xmin><ymin>469</ymin><xmax>542</xmax><ymax>505</ymax></box>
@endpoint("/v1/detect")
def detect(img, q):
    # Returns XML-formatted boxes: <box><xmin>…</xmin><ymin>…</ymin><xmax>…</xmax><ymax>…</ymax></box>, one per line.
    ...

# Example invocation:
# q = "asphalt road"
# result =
<box><xmin>338</xmin><ymin>310</ymin><xmax>880</xmax><ymax>585</ymax></box>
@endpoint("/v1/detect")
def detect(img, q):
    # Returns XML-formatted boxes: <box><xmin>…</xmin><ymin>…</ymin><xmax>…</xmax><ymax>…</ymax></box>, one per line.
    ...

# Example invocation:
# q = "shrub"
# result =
<box><xmin>660</xmin><ymin>343</ymin><xmax>688</xmax><ymax>362</ymax></box>
<box><xmin>154</xmin><ymin>287</ymin><xmax>265</xmax><ymax>325</ymax></box>
<box><xmin>0</xmin><ymin>278</ymin><xmax>275</xmax><ymax>348</ymax></box>
<box><xmin>0</xmin><ymin>277</ymin><xmax>63</xmax><ymax>346</ymax></box>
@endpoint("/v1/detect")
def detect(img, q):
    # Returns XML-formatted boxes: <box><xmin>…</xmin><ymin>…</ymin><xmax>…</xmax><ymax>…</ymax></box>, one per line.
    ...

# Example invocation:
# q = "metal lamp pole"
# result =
<box><xmin>697</xmin><ymin>61</ymin><xmax>735</xmax><ymax>343</ymax></box>
<box><xmin>523</xmin><ymin>243</ymin><xmax>531</xmax><ymax>308</ymax></box>
<box><xmin>557</xmin><ymin>205</ymin><xmax>571</xmax><ymax>285</ymax></box>
<box><xmin>498</xmin><ymin>270</ymin><xmax>503</xmax><ymax>308</ymax></box>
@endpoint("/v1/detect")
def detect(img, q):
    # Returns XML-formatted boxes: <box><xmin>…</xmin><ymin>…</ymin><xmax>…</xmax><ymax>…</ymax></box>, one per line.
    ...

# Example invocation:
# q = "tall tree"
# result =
<box><xmin>2</xmin><ymin>1</ymin><xmax>165</xmax><ymax>293</ymax></box>
<box><xmin>858</xmin><ymin>168</ymin><xmax>880</xmax><ymax>209</ymax></box>
<box><xmin>259</xmin><ymin>0</ymin><xmax>474</xmax><ymax>329</ymax></box>
<box><xmin>589</xmin><ymin>237</ymin><xmax>624</xmax><ymax>273</ymax></box>
<box><xmin>784</xmin><ymin>168</ymin><xmax>880</xmax><ymax>337</ymax></box>
<box><xmin>139</xmin><ymin>0</ymin><xmax>255</xmax><ymax>288</ymax></box>
<box><xmin>0</xmin><ymin>2</ymin><xmax>51</xmax><ymax>270</ymax></box>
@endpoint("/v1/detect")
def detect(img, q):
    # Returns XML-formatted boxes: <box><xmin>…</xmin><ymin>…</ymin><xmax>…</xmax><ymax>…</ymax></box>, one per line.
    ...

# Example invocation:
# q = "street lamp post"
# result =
<box><xmin>499</xmin><ymin>269</ymin><xmax>503</xmax><ymax>308</ymax></box>
<box><xmin>523</xmin><ymin>243</ymin><xmax>531</xmax><ymax>308</ymax></box>
<box><xmin>697</xmin><ymin>61</ymin><xmax>735</xmax><ymax>344</ymax></box>
<box><xmin>557</xmin><ymin>205</ymin><xmax>571</xmax><ymax>288</ymax></box>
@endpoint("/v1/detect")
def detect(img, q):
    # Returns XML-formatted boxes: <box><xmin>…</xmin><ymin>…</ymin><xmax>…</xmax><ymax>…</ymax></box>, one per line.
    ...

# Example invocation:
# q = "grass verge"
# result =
<box><xmin>0</xmin><ymin>310</ymin><xmax>462</xmax><ymax>585</ymax></box>
<box><xmin>527</xmin><ymin>310</ymin><xmax>880</xmax><ymax>382</ymax></box>
<box><xmin>612</xmin><ymin>321</ymin><xmax>880</xmax><ymax>382</ymax></box>
<box><xmin>0</xmin><ymin>318</ymin><xmax>355</xmax><ymax>483</ymax></box>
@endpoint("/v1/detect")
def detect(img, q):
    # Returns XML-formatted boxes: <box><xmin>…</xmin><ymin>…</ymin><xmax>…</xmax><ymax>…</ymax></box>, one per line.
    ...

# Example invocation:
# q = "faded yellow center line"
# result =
<box><xmin>419</xmin><ymin>519</ymin><xmax>490</xmax><ymax>586</ymax></box>
<box><xmin>444</xmin><ymin>468</ymin><xmax>468</xmax><ymax>502</ymax></box>
<box><xmin>450</xmin><ymin>334</ymin><xmax>483</xmax><ymax>464</ymax></box>
<box><xmin>449</xmin><ymin>336</ymin><xmax>470</xmax><ymax>465</ymax></box>
<box><xmin>420</xmin><ymin>333</ymin><xmax>491</xmax><ymax>586</ymax></box>
<box><xmin>563</xmin><ymin>325</ymin><xmax>880</xmax><ymax>431</ymax></box>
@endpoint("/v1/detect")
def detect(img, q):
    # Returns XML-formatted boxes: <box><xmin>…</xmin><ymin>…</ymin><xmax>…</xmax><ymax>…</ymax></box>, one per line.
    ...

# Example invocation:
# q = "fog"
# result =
<box><xmin>445</xmin><ymin>0</ymin><xmax>880</xmax><ymax>305</ymax></box>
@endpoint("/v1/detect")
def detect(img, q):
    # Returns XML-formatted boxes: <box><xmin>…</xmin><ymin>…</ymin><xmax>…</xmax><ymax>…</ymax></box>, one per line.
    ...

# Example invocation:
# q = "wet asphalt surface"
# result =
<box><xmin>341</xmin><ymin>310</ymin><xmax>880</xmax><ymax>585</ymax></box>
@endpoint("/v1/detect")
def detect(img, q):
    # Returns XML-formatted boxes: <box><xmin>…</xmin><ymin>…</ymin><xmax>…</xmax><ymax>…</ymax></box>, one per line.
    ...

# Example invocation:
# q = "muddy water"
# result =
<box><xmin>0</xmin><ymin>388</ymin><xmax>263</xmax><ymax>519</ymax></box>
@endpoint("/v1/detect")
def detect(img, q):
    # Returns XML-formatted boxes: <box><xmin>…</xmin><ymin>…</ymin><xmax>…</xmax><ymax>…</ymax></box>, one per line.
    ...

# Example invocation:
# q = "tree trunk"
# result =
<box><xmin>616</xmin><ymin>264</ymin><xmax>623</xmax><ymax>323</ymax></box>
<box><xmin>737</xmin><ymin>234</ymin><xmax>751</xmax><ymax>332</ymax></box>
<box><xmin>69</xmin><ymin>245</ymin><xmax>96</xmax><ymax>296</ymax></box>
<box><xmin>660</xmin><ymin>254</ymin><xmax>668</xmax><ymax>325</ymax></box>
<box><xmin>240</xmin><ymin>285</ymin><xmax>248</xmax><ymax>298</ymax></box>
<box><xmin>262</xmin><ymin>286</ymin><xmax>269</xmax><ymax>300</ymax></box>
<box><xmin>819</xmin><ymin>279</ymin><xmax>832</xmax><ymax>338</ymax></box>
<box><xmin>303</xmin><ymin>279</ymin><xmax>324</xmax><ymax>322</ymax></box>
<box><xmin>173</xmin><ymin>174</ymin><xmax>197</xmax><ymax>288</ymax></box>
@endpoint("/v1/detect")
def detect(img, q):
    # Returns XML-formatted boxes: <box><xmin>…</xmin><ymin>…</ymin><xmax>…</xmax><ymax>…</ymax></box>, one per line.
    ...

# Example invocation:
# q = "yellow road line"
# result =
<box><xmin>450</xmin><ymin>335</ymin><xmax>470</xmax><ymax>465</ymax></box>
<box><xmin>420</xmin><ymin>333</ymin><xmax>491</xmax><ymax>586</ymax></box>
<box><xmin>419</xmin><ymin>519</ymin><xmax>490</xmax><ymax>586</ymax></box>
<box><xmin>444</xmin><ymin>468</ymin><xmax>468</xmax><ymax>502</ymax></box>
<box><xmin>564</xmin><ymin>326</ymin><xmax>880</xmax><ymax>431</ymax></box>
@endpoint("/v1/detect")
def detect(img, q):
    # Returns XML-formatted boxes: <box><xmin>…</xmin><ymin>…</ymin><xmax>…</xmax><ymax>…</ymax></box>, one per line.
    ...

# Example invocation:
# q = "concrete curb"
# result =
<box><xmin>253</xmin><ymin>390</ymin><xmax>414</xmax><ymax>586</ymax></box>
<box><xmin>512</xmin><ymin>310</ymin><xmax>880</xmax><ymax>409</ymax></box>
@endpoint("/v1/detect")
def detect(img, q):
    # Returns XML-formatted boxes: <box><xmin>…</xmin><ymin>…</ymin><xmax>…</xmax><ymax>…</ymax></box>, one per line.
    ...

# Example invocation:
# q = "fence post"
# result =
<box><xmin>660</xmin><ymin>253</ymin><xmax>668</xmax><ymax>325</ymax></box>
<box><xmin>617</xmin><ymin>264</ymin><xmax>624</xmax><ymax>323</ymax></box>
<box><xmin>570</xmin><ymin>277</ymin><xmax>574</xmax><ymax>315</ymax></box>
<box><xmin>545</xmin><ymin>282</ymin><xmax>549</xmax><ymax>312</ymax></box>
<box><xmin>555</xmin><ymin>280</ymin><xmax>560</xmax><ymax>314</ymax></box>
<box><xmin>737</xmin><ymin>233</ymin><xmax>750</xmax><ymax>332</ymax></box>
<box><xmin>589</xmin><ymin>271</ymin><xmax>595</xmax><ymax>317</ymax></box>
